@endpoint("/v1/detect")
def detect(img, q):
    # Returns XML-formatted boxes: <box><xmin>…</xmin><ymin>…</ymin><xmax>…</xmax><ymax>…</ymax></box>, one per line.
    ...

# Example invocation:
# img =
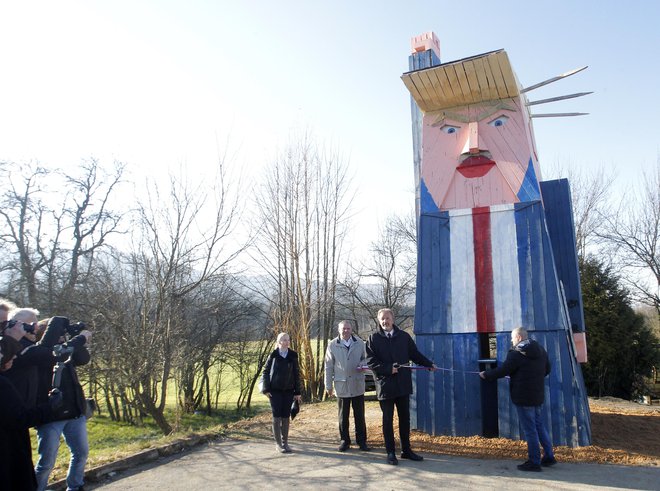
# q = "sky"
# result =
<box><xmin>1</xmin><ymin>1</ymin><xmax>659</xmax><ymax>259</ymax></box>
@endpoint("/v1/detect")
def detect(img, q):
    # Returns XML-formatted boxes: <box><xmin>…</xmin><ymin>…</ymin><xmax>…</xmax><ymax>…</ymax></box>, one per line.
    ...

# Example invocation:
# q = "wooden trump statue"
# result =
<box><xmin>403</xmin><ymin>32</ymin><xmax>591</xmax><ymax>446</ymax></box>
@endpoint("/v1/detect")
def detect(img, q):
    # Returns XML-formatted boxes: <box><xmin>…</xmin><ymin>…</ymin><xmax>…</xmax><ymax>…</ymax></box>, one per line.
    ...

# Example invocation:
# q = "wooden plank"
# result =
<box><xmin>417</xmin><ymin>214</ymin><xmax>452</xmax><ymax>334</ymax></box>
<box><xmin>496</xmin><ymin>51</ymin><xmax>519</xmax><ymax>97</ymax></box>
<box><xmin>466</xmin><ymin>335</ymin><xmax>483</xmax><ymax>435</ymax></box>
<box><xmin>433</xmin><ymin>337</ymin><xmax>445</xmax><ymax>435</ymax></box>
<box><xmin>573</xmin><ymin>359</ymin><xmax>592</xmax><ymax>444</ymax></box>
<box><xmin>557</xmin><ymin>332</ymin><xmax>579</xmax><ymax>445</ymax></box>
<box><xmin>436</xmin><ymin>65</ymin><xmax>459</xmax><ymax>105</ymax></box>
<box><xmin>541</xmin><ymin>220</ymin><xmax>562</xmax><ymax>329</ymax></box>
<box><xmin>429</xmin><ymin>215</ymin><xmax>442</xmax><ymax>333</ymax></box>
<box><xmin>491</xmin><ymin>207</ymin><xmax>522</xmax><ymax>329</ymax></box>
<box><xmin>541</xmin><ymin>331</ymin><xmax>566</xmax><ymax>444</ymax></box>
<box><xmin>527</xmin><ymin>92</ymin><xmax>593</xmax><ymax>106</ymax></box>
<box><xmin>496</xmin><ymin>332</ymin><xmax>519</xmax><ymax>439</ymax></box>
<box><xmin>521</xmin><ymin>65</ymin><xmax>588</xmax><ymax>93</ymax></box>
<box><xmin>463</xmin><ymin>59</ymin><xmax>482</xmax><ymax>102</ymax></box>
<box><xmin>444</xmin><ymin>64</ymin><xmax>468</xmax><ymax>106</ymax></box>
<box><xmin>440</xmin><ymin>335</ymin><xmax>454</xmax><ymax>434</ymax></box>
<box><xmin>438</xmin><ymin>215</ymin><xmax>452</xmax><ymax>333</ymax></box>
<box><xmin>479</xmin><ymin>55</ymin><xmax>500</xmax><ymax>101</ymax></box>
<box><xmin>449</xmin><ymin>211</ymin><xmax>476</xmax><ymax>333</ymax></box>
<box><xmin>453</xmin><ymin>63</ymin><xmax>473</xmax><ymax>104</ymax></box>
<box><xmin>529</xmin><ymin>203</ymin><xmax>550</xmax><ymax>329</ymax></box>
<box><xmin>419</xmin><ymin>69</ymin><xmax>445</xmax><ymax>114</ymax></box>
<box><xmin>539</xmin><ymin>179</ymin><xmax>586</xmax><ymax>333</ymax></box>
<box><xmin>401</xmin><ymin>74</ymin><xmax>427</xmax><ymax>111</ymax></box>
<box><xmin>472</xmin><ymin>56</ymin><xmax>496</xmax><ymax>102</ymax></box>
<box><xmin>514</xmin><ymin>203</ymin><xmax>535</xmax><ymax>328</ymax></box>
<box><xmin>486</xmin><ymin>53</ymin><xmax>510</xmax><ymax>99</ymax></box>
<box><xmin>417</xmin><ymin>215</ymin><xmax>433</xmax><ymax>334</ymax></box>
<box><xmin>414</xmin><ymin>336</ymin><xmax>431</xmax><ymax>431</ymax></box>
<box><xmin>411</xmin><ymin>72</ymin><xmax>436</xmax><ymax>112</ymax></box>
<box><xmin>452</xmin><ymin>335</ymin><xmax>467</xmax><ymax>435</ymax></box>
<box><xmin>428</xmin><ymin>66</ymin><xmax>449</xmax><ymax>104</ymax></box>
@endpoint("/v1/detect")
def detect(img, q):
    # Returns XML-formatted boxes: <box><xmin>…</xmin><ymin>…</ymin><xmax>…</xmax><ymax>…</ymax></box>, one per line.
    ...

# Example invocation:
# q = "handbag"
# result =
<box><xmin>290</xmin><ymin>399</ymin><xmax>300</xmax><ymax>420</ymax></box>
<box><xmin>84</xmin><ymin>398</ymin><xmax>97</xmax><ymax>419</ymax></box>
<box><xmin>258</xmin><ymin>355</ymin><xmax>275</xmax><ymax>393</ymax></box>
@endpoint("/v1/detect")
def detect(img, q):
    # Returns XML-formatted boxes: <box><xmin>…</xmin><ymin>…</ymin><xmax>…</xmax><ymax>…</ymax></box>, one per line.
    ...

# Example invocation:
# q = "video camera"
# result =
<box><xmin>52</xmin><ymin>343</ymin><xmax>75</xmax><ymax>358</ymax></box>
<box><xmin>66</xmin><ymin>321</ymin><xmax>87</xmax><ymax>337</ymax></box>
<box><xmin>40</xmin><ymin>316</ymin><xmax>89</xmax><ymax>348</ymax></box>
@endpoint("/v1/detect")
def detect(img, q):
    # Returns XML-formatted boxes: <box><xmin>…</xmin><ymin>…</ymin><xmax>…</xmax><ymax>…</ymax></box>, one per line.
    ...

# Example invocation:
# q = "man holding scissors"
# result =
<box><xmin>366</xmin><ymin>308</ymin><xmax>437</xmax><ymax>465</ymax></box>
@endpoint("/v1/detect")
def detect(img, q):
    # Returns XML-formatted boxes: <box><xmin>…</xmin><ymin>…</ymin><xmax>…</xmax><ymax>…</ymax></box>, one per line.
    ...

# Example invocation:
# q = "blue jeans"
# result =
<box><xmin>35</xmin><ymin>416</ymin><xmax>89</xmax><ymax>491</ymax></box>
<box><xmin>516</xmin><ymin>405</ymin><xmax>554</xmax><ymax>465</ymax></box>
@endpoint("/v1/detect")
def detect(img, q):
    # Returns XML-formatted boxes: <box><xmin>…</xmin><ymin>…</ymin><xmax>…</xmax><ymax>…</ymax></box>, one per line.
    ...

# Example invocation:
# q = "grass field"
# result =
<box><xmin>31</xmin><ymin>363</ymin><xmax>273</xmax><ymax>484</ymax></box>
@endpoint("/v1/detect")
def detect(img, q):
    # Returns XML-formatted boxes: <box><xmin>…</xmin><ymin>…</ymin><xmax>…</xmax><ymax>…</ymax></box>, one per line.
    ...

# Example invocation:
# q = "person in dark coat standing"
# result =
<box><xmin>0</xmin><ymin>335</ymin><xmax>59</xmax><ymax>491</ymax></box>
<box><xmin>261</xmin><ymin>332</ymin><xmax>302</xmax><ymax>453</ymax></box>
<box><xmin>33</xmin><ymin>317</ymin><xmax>92</xmax><ymax>491</ymax></box>
<box><xmin>366</xmin><ymin>308</ymin><xmax>436</xmax><ymax>465</ymax></box>
<box><xmin>480</xmin><ymin>327</ymin><xmax>556</xmax><ymax>472</ymax></box>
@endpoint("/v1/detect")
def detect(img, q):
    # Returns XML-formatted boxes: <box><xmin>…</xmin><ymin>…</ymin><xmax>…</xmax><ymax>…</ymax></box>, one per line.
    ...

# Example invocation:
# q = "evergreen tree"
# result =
<box><xmin>580</xmin><ymin>256</ymin><xmax>660</xmax><ymax>399</ymax></box>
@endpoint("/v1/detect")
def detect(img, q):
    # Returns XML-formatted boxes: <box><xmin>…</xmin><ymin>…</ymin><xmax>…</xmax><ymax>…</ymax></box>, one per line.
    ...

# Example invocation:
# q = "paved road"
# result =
<box><xmin>88</xmin><ymin>437</ymin><xmax>658</xmax><ymax>491</ymax></box>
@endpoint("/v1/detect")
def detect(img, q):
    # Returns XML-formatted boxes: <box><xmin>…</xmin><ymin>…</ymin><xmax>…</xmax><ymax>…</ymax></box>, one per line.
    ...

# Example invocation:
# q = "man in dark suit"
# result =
<box><xmin>366</xmin><ymin>308</ymin><xmax>436</xmax><ymax>465</ymax></box>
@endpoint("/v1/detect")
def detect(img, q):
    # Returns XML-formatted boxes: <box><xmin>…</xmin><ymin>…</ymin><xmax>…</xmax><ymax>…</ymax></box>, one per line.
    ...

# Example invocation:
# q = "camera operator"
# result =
<box><xmin>33</xmin><ymin>317</ymin><xmax>92</xmax><ymax>491</ymax></box>
<box><xmin>1</xmin><ymin>334</ymin><xmax>63</xmax><ymax>491</ymax></box>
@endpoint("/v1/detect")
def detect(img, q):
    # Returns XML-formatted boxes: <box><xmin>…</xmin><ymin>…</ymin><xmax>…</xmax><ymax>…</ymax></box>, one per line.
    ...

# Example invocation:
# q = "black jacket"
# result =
<box><xmin>262</xmin><ymin>349</ymin><xmax>301</xmax><ymax>395</ymax></box>
<box><xmin>483</xmin><ymin>339</ymin><xmax>551</xmax><ymax>407</ymax></box>
<box><xmin>4</xmin><ymin>340</ymin><xmax>55</xmax><ymax>408</ymax></box>
<box><xmin>0</xmin><ymin>374</ymin><xmax>52</xmax><ymax>491</ymax></box>
<box><xmin>35</xmin><ymin>334</ymin><xmax>90</xmax><ymax>423</ymax></box>
<box><xmin>366</xmin><ymin>326</ymin><xmax>433</xmax><ymax>400</ymax></box>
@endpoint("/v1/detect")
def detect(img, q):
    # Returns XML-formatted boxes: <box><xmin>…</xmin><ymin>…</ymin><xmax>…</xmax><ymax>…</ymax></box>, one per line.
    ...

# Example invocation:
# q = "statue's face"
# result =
<box><xmin>420</xmin><ymin>97</ymin><xmax>540</xmax><ymax>211</ymax></box>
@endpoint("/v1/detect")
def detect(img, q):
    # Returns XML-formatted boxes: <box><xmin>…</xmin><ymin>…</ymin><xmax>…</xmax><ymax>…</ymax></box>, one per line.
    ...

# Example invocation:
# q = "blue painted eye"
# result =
<box><xmin>440</xmin><ymin>124</ymin><xmax>460</xmax><ymax>134</ymax></box>
<box><xmin>488</xmin><ymin>115</ymin><xmax>509</xmax><ymax>127</ymax></box>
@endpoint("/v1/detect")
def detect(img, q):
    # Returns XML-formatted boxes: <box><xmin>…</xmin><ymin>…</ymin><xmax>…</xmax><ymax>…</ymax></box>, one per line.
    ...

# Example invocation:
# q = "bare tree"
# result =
<box><xmin>252</xmin><ymin>134</ymin><xmax>353</xmax><ymax>400</ymax></box>
<box><xmin>0</xmin><ymin>159</ymin><xmax>125</xmax><ymax>309</ymax></box>
<box><xmin>57</xmin><ymin>158</ymin><xmax>125</xmax><ymax>311</ymax></box>
<box><xmin>599</xmin><ymin>160</ymin><xmax>660</xmax><ymax>318</ymax></box>
<box><xmin>341</xmin><ymin>210</ymin><xmax>417</xmax><ymax>329</ymax></box>
<box><xmin>110</xmin><ymin>161</ymin><xmax>243</xmax><ymax>434</ymax></box>
<box><xmin>0</xmin><ymin>162</ymin><xmax>59</xmax><ymax>305</ymax></box>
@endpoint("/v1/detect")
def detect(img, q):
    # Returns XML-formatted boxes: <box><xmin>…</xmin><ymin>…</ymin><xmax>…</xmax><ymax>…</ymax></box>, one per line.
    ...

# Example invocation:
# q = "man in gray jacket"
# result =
<box><xmin>324</xmin><ymin>320</ymin><xmax>370</xmax><ymax>452</ymax></box>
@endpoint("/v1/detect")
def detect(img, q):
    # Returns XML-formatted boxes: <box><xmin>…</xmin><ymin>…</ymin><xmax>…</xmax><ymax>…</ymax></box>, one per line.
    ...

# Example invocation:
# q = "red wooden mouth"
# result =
<box><xmin>457</xmin><ymin>156</ymin><xmax>495</xmax><ymax>178</ymax></box>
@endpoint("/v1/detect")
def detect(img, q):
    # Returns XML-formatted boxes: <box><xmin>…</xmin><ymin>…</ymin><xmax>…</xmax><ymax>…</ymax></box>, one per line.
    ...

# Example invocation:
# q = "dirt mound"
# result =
<box><xmin>227</xmin><ymin>398</ymin><xmax>659</xmax><ymax>467</ymax></box>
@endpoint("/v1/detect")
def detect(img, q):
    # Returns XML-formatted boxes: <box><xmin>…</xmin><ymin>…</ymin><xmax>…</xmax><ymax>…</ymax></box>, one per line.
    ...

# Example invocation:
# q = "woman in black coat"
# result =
<box><xmin>0</xmin><ymin>336</ymin><xmax>54</xmax><ymax>491</ymax></box>
<box><xmin>261</xmin><ymin>332</ymin><xmax>302</xmax><ymax>453</ymax></box>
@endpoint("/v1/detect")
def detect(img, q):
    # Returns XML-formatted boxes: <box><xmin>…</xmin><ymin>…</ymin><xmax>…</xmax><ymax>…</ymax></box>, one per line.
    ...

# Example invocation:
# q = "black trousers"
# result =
<box><xmin>379</xmin><ymin>395</ymin><xmax>411</xmax><ymax>453</ymax></box>
<box><xmin>337</xmin><ymin>395</ymin><xmax>367</xmax><ymax>445</ymax></box>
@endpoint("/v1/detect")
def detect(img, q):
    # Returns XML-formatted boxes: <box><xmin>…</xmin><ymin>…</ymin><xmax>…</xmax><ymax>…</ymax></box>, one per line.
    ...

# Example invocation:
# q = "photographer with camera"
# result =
<box><xmin>33</xmin><ymin>316</ymin><xmax>92</xmax><ymax>491</ymax></box>
<box><xmin>1</xmin><ymin>334</ymin><xmax>63</xmax><ymax>491</ymax></box>
<box><xmin>3</xmin><ymin>308</ymin><xmax>54</xmax><ymax>409</ymax></box>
